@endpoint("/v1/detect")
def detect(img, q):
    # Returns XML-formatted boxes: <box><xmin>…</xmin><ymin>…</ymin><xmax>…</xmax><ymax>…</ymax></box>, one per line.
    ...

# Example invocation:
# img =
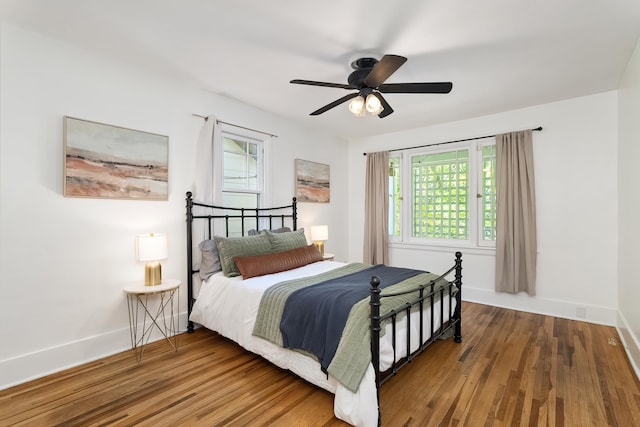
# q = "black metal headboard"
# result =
<box><xmin>185</xmin><ymin>191</ymin><xmax>298</xmax><ymax>332</ymax></box>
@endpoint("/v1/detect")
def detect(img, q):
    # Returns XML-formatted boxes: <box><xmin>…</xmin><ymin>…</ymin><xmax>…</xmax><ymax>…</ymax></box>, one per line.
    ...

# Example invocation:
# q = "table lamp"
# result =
<box><xmin>136</xmin><ymin>233</ymin><xmax>168</xmax><ymax>286</ymax></box>
<box><xmin>310</xmin><ymin>225</ymin><xmax>328</xmax><ymax>256</ymax></box>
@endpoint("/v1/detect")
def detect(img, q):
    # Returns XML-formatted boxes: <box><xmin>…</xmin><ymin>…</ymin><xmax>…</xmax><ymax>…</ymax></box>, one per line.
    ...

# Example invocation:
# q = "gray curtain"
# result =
<box><xmin>363</xmin><ymin>151</ymin><xmax>389</xmax><ymax>265</ymax></box>
<box><xmin>495</xmin><ymin>130</ymin><xmax>537</xmax><ymax>295</ymax></box>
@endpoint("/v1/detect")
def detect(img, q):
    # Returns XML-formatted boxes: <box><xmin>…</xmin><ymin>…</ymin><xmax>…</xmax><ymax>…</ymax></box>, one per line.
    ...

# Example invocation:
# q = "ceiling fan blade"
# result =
<box><xmin>378</xmin><ymin>82</ymin><xmax>453</xmax><ymax>94</ymax></box>
<box><xmin>364</xmin><ymin>55</ymin><xmax>407</xmax><ymax>88</ymax></box>
<box><xmin>310</xmin><ymin>92</ymin><xmax>359</xmax><ymax>115</ymax></box>
<box><xmin>372</xmin><ymin>92</ymin><xmax>394</xmax><ymax>118</ymax></box>
<box><xmin>290</xmin><ymin>79</ymin><xmax>355</xmax><ymax>90</ymax></box>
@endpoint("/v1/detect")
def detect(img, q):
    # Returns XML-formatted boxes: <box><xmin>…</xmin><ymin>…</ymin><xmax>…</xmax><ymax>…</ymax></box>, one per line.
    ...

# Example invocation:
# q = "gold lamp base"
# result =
<box><xmin>313</xmin><ymin>241</ymin><xmax>325</xmax><ymax>256</ymax></box>
<box><xmin>144</xmin><ymin>261</ymin><xmax>162</xmax><ymax>286</ymax></box>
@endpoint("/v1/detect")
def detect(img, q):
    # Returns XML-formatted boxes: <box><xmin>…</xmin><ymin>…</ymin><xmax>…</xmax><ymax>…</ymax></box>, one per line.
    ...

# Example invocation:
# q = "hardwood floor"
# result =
<box><xmin>2</xmin><ymin>302</ymin><xmax>640</xmax><ymax>426</ymax></box>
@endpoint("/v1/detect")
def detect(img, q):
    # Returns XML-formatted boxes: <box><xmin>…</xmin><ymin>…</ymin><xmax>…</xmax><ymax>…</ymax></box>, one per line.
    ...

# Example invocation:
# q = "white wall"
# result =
<box><xmin>617</xmin><ymin>37</ymin><xmax>640</xmax><ymax>377</ymax></box>
<box><xmin>348</xmin><ymin>92</ymin><xmax>619</xmax><ymax>325</ymax></box>
<box><xmin>0</xmin><ymin>23</ymin><xmax>349</xmax><ymax>389</ymax></box>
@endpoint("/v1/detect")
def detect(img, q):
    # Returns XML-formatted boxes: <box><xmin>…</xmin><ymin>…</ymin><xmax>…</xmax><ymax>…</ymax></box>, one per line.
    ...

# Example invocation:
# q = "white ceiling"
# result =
<box><xmin>2</xmin><ymin>0</ymin><xmax>640</xmax><ymax>139</ymax></box>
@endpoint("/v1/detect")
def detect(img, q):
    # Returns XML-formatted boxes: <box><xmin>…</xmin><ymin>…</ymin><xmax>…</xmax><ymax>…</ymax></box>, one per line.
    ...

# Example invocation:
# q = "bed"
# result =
<box><xmin>185</xmin><ymin>191</ymin><xmax>462</xmax><ymax>426</ymax></box>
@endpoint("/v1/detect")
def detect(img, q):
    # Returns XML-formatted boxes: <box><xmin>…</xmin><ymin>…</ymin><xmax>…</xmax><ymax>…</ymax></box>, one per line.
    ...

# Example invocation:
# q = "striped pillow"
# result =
<box><xmin>266</xmin><ymin>228</ymin><xmax>307</xmax><ymax>252</ymax></box>
<box><xmin>234</xmin><ymin>244</ymin><xmax>323</xmax><ymax>279</ymax></box>
<box><xmin>214</xmin><ymin>233</ymin><xmax>273</xmax><ymax>277</ymax></box>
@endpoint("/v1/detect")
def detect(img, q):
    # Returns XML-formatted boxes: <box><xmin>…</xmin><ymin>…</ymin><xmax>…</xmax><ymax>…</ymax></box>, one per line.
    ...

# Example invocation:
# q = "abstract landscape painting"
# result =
<box><xmin>295</xmin><ymin>159</ymin><xmax>330</xmax><ymax>203</ymax></box>
<box><xmin>64</xmin><ymin>117</ymin><xmax>168</xmax><ymax>199</ymax></box>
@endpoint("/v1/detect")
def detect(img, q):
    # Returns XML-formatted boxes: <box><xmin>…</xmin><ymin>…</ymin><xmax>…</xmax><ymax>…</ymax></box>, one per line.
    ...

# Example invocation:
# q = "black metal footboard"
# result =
<box><xmin>369</xmin><ymin>251</ymin><xmax>462</xmax><ymax>425</ymax></box>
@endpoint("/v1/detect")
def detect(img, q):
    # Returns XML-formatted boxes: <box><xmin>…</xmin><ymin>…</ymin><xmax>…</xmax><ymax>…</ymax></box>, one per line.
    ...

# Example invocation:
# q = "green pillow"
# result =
<box><xmin>214</xmin><ymin>234</ymin><xmax>273</xmax><ymax>277</ymax></box>
<box><xmin>266</xmin><ymin>228</ymin><xmax>307</xmax><ymax>253</ymax></box>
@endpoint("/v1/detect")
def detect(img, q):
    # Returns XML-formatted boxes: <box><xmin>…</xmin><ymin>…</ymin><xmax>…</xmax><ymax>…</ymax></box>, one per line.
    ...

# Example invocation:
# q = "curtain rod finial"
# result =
<box><xmin>192</xmin><ymin>113</ymin><xmax>208</xmax><ymax>121</ymax></box>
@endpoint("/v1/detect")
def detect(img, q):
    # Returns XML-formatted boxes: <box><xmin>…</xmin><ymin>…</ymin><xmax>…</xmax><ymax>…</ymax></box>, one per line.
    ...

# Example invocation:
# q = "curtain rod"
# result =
<box><xmin>192</xmin><ymin>113</ymin><xmax>278</xmax><ymax>138</ymax></box>
<box><xmin>362</xmin><ymin>126</ymin><xmax>543</xmax><ymax>156</ymax></box>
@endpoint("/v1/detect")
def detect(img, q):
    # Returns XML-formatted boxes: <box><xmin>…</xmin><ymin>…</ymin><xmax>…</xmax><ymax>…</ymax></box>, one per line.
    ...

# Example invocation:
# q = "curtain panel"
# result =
<box><xmin>363</xmin><ymin>151</ymin><xmax>389</xmax><ymax>265</ymax></box>
<box><xmin>495</xmin><ymin>129</ymin><xmax>537</xmax><ymax>295</ymax></box>
<box><xmin>193</xmin><ymin>115</ymin><xmax>223</xmax><ymax>205</ymax></box>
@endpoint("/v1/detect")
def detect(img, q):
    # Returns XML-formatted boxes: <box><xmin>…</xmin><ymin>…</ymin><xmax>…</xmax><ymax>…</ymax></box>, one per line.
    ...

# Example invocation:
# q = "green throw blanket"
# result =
<box><xmin>252</xmin><ymin>263</ymin><xmax>451</xmax><ymax>392</ymax></box>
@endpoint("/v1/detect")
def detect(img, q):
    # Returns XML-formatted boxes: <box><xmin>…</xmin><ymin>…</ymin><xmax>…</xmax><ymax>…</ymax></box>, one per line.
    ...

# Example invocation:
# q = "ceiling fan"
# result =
<box><xmin>290</xmin><ymin>54</ymin><xmax>452</xmax><ymax>118</ymax></box>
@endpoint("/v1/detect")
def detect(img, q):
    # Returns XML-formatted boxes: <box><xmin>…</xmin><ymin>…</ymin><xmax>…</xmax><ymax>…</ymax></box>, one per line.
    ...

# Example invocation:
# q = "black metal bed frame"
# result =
<box><xmin>185</xmin><ymin>191</ymin><xmax>297</xmax><ymax>333</ymax></box>
<box><xmin>369</xmin><ymin>252</ymin><xmax>462</xmax><ymax>424</ymax></box>
<box><xmin>184</xmin><ymin>191</ymin><xmax>463</xmax><ymax>425</ymax></box>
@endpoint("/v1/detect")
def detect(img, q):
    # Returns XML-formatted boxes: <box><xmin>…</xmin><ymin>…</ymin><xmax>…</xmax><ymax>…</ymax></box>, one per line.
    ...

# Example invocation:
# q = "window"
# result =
<box><xmin>390</xmin><ymin>141</ymin><xmax>496</xmax><ymax>248</ymax></box>
<box><xmin>480</xmin><ymin>144</ymin><xmax>497</xmax><ymax>243</ymax></box>
<box><xmin>220</xmin><ymin>130</ymin><xmax>267</xmax><ymax>235</ymax></box>
<box><xmin>411</xmin><ymin>149</ymin><xmax>469</xmax><ymax>240</ymax></box>
<box><xmin>389</xmin><ymin>156</ymin><xmax>401</xmax><ymax>238</ymax></box>
<box><xmin>222</xmin><ymin>133</ymin><xmax>262</xmax><ymax>208</ymax></box>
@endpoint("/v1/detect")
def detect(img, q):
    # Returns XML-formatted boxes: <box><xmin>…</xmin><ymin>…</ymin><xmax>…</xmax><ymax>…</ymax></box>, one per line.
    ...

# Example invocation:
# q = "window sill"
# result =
<box><xmin>389</xmin><ymin>241</ymin><xmax>496</xmax><ymax>257</ymax></box>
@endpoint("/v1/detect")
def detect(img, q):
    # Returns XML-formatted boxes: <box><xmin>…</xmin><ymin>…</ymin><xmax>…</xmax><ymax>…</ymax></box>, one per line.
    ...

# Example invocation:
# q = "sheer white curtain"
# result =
<box><xmin>495</xmin><ymin>129</ymin><xmax>537</xmax><ymax>295</ymax></box>
<box><xmin>363</xmin><ymin>151</ymin><xmax>389</xmax><ymax>265</ymax></box>
<box><xmin>193</xmin><ymin>115</ymin><xmax>223</xmax><ymax>204</ymax></box>
<box><xmin>191</xmin><ymin>115</ymin><xmax>224</xmax><ymax>274</ymax></box>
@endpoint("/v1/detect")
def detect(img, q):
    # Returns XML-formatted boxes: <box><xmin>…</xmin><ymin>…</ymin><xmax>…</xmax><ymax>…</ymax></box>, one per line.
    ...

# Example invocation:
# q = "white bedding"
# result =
<box><xmin>189</xmin><ymin>260</ymin><xmax>454</xmax><ymax>427</ymax></box>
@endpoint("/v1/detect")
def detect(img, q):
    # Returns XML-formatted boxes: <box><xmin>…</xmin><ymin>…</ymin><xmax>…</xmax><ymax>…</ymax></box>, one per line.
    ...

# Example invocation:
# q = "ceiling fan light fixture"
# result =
<box><xmin>292</xmin><ymin>54</ymin><xmax>452</xmax><ymax>118</ymax></box>
<box><xmin>365</xmin><ymin>93</ymin><xmax>383</xmax><ymax>114</ymax></box>
<box><xmin>349</xmin><ymin>95</ymin><xmax>366</xmax><ymax>116</ymax></box>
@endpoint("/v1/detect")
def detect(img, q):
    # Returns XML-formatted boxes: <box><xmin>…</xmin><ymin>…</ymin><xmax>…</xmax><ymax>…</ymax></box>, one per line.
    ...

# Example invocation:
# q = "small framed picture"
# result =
<box><xmin>295</xmin><ymin>159</ymin><xmax>330</xmax><ymax>203</ymax></box>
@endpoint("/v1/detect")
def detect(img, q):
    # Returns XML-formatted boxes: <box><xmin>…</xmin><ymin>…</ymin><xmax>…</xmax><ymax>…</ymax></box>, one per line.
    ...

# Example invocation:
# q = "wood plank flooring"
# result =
<box><xmin>2</xmin><ymin>302</ymin><xmax>640</xmax><ymax>426</ymax></box>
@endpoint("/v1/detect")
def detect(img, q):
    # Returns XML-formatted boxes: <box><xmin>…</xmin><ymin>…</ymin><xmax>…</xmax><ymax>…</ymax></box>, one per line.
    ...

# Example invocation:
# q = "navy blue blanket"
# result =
<box><xmin>279</xmin><ymin>264</ymin><xmax>423</xmax><ymax>373</ymax></box>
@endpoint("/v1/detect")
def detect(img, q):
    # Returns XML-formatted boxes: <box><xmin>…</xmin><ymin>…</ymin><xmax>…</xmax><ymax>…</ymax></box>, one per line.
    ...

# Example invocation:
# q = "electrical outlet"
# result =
<box><xmin>576</xmin><ymin>306</ymin><xmax>586</xmax><ymax>318</ymax></box>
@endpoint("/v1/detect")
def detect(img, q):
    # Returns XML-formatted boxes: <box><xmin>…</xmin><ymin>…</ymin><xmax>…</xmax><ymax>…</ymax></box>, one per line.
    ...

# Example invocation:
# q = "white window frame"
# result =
<box><xmin>219</xmin><ymin>125</ymin><xmax>271</xmax><ymax>211</ymax></box>
<box><xmin>391</xmin><ymin>140</ymin><xmax>495</xmax><ymax>250</ymax></box>
<box><xmin>476</xmin><ymin>141</ymin><xmax>497</xmax><ymax>248</ymax></box>
<box><xmin>388</xmin><ymin>153</ymin><xmax>403</xmax><ymax>243</ymax></box>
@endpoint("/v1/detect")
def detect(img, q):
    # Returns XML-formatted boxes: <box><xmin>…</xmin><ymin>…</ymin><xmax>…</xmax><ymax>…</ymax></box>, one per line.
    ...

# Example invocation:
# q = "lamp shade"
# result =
<box><xmin>310</xmin><ymin>225</ymin><xmax>328</xmax><ymax>242</ymax></box>
<box><xmin>365</xmin><ymin>93</ymin><xmax>383</xmax><ymax>114</ymax></box>
<box><xmin>348</xmin><ymin>96</ymin><xmax>366</xmax><ymax>116</ymax></box>
<box><xmin>136</xmin><ymin>233</ymin><xmax>168</xmax><ymax>261</ymax></box>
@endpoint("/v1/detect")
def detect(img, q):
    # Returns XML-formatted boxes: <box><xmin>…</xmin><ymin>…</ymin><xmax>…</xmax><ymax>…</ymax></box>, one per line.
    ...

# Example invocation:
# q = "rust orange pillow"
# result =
<box><xmin>233</xmin><ymin>244</ymin><xmax>323</xmax><ymax>279</ymax></box>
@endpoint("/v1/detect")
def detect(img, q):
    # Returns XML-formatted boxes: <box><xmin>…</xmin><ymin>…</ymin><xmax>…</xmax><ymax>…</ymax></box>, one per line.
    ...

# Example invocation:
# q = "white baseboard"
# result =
<box><xmin>0</xmin><ymin>312</ymin><xmax>189</xmax><ymax>391</ymax></box>
<box><xmin>462</xmin><ymin>286</ymin><xmax>617</xmax><ymax>325</ymax></box>
<box><xmin>616</xmin><ymin>311</ymin><xmax>640</xmax><ymax>381</ymax></box>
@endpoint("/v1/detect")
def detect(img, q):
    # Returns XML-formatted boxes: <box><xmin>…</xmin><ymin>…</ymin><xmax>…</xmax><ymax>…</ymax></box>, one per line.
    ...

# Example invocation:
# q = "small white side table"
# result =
<box><xmin>124</xmin><ymin>279</ymin><xmax>181</xmax><ymax>362</ymax></box>
<box><xmin>322</xmin><ymin>253</ymin><xmax>335</xmax><ymax>261</ymax></box>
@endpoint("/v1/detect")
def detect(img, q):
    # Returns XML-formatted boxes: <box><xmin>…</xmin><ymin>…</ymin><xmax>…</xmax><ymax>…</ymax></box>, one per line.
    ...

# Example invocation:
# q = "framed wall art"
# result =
<box><xmin>63</xmin><ymin>116</ymin><xmax>169</xmax><ymax>200</ymax></box>
<box><xmin>295</xmin><ymin>159</ymin><xmax>330</xmax><ymax>203</ymax></box>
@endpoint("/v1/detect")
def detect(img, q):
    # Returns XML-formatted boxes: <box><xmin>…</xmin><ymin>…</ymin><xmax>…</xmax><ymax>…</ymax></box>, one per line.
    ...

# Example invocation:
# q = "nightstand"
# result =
<box><xmin>322</xmin><ymin>253</ymin><xmax>335</xmax><ymax>261</ymax></box>
<box><xmin>123</xmin><ymin>279</ymin><xmax>180</xmax><ymax>362</ymax></box>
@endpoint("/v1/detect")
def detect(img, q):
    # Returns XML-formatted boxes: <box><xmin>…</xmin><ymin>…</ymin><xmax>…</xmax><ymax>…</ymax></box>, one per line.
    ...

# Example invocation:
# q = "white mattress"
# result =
<box><xmin>189</xmin><ymin>261</ymin><xmax>454</xmax><ymax>427</ymax></box>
